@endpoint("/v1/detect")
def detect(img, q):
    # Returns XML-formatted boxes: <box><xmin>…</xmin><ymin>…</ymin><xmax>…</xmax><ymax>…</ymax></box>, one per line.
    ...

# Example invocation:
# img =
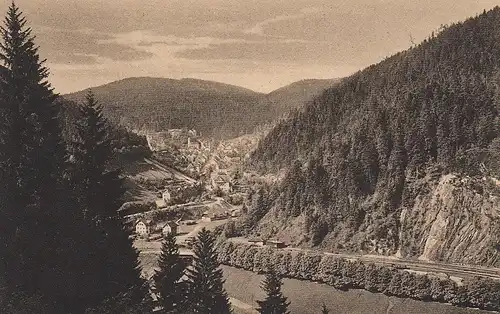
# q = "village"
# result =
<box><xmin>118</xmin><ymin>128</ymin><xmax>277</xmax><ymax>275</ymax></box>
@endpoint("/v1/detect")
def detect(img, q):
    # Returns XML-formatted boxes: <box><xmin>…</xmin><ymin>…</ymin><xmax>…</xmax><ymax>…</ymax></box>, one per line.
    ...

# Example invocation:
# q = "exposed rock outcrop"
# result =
<box><xmin>399</xmin><ymin>174</ymin><xmax>500</xmax><ymax>266</ymax></box>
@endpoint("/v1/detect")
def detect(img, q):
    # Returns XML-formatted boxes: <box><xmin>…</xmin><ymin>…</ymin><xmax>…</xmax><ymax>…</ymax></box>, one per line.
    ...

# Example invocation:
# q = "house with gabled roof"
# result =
<box><xmin>162</xmin><ymin>219</ymin><xmax>181</xmax><ymax>237</ymax></box>
<box><xmin>135</xmin><ymin>219</ymin><xmax>153</xmax><ymax>238</ymax></box>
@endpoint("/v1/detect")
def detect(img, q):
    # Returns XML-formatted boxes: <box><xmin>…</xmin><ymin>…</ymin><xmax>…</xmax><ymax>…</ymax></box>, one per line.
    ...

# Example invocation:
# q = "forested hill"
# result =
<box><xmin>262</xmin><ymin>78</ymin><xmax>340</xmax><ymax>117</ymax></box>
<box><xmin>246</xmin><ymin>8</ymin><xmax>500</xmax><ymax>266</ymax></box>
<box><xmin>63</xmin><ymin>77</ymin><xmax>339</xmax><ymax>140</ymax></box>
<box><xmin>64</xmin><ymin>77</ymin><xmax>268</xmax><ymax>139</ymax></box>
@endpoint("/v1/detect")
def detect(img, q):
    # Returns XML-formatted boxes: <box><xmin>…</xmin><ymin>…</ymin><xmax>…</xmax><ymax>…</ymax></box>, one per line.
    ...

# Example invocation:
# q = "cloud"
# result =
<box><xmin>244</xmin><ymin>7</ymin><xmax>322</xmax><ymax>36</ymax></box>
<box><xmin>4</xmin><ymin>0</ymin><xmax>499</xmax><ymax>94</ymax></box>
<box><xmin>175</xmin><ymin>40</ymin><xmax>386</xmax><ymax>69</ymax></box>
<box><xmin>36</xmin><ymin>27</ymin><xmax>154</xmax><ymax>65</ymax></box>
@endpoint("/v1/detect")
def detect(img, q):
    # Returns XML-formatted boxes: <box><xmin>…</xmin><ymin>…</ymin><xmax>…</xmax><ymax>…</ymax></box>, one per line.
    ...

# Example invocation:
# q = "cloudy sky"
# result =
<box><xmin>2</xmin><ymin>0</ymin><xmax>499</xmax><ymax>94</ymax></box>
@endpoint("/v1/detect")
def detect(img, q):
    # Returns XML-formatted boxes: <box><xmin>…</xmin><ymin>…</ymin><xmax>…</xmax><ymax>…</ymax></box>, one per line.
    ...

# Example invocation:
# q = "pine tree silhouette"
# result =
<box><xmin>153</xmin><ymin>232</ymin><xmax>187</xmax><ymax>313</ymax></box>
<box><xmin>68</xmin><ymin>90</ymin><xmax>147</xmax><ymax>310</ymax></box>
<box><xmin>257</xmin><ymin>268</ymin><xmax>290</xmax><ymax>314</ymax></box>
<box><xmin>185</xmin><ymin>228</ymin><xmax>232</xmax><ymax>314</ymax></box>
<box><xmin>321</xmin><ymin>302</ymin><xmax>330</xmax><ymax>314</ymax></box>
<box><xmin>0</xmin><ymin>3</ymin><xmax>76</xmax><ymax>311</ymax></box>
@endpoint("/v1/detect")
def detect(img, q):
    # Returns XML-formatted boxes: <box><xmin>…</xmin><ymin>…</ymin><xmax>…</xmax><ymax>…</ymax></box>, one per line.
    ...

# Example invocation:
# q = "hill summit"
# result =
<box><xmin>64</xmin><ymin>77</ymin><xmax>338</xmax><ymax>139</ymax></box>
<box><xmin>64</xmin><ymin>77</ymin><xmax>267</xmax><ymax>139</ymax></box>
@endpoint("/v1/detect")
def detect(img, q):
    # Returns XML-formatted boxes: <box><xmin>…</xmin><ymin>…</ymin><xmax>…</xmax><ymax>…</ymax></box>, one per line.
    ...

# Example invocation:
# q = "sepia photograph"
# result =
<box><xmin>0</xmin><ymin>0</ymin><xmax>499</xmax><ymax>313</ymax></box>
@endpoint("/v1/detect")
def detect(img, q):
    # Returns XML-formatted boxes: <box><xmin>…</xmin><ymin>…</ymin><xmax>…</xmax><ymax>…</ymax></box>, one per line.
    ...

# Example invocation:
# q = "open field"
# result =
<box><xmin>137</xmin><ymin>253</ymin><xmax>495</xmax><ymax>314</ymax></box>
<box><xmin>222</xmin><ymin>266</ymin><xmax>496</xmax><ymax>314</ymax></box>
<box><xmin>121</xmin><ymin>156</ymin><xmax>199</xmax><ymax>203</ymax></box>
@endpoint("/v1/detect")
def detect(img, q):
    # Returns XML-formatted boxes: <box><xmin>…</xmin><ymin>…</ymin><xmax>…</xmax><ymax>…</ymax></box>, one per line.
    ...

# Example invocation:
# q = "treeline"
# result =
<box><xmin>0</xmin><ymin>4</ymin><xmax>148</xmax><ymax>313</ymax></box>
<box><xmin>217</xmin><ymin>242</ymin><xmax>500</xmax><ymax>312</ymax></box>
<box><xmin>59</xmin><ymin>97</ymin><xmax>150</xmax><ymax>155</ymax></box>
<box><xmin>247</xmin><ymin>7</ymin><xmax>500</xmax><ymax>257</ymax></box>
<box><xmin>64</xmin><ymin>77</ymin><xmax>275</xmax><ymax>140</ymax></box>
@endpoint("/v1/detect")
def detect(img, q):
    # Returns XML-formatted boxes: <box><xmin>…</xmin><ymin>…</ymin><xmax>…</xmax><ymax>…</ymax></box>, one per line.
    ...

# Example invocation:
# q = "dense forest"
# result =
<box><xmin>58</xmin><ymin>97</ymin><xmax>150</xmax><ymax>156</ymax></box>
<box><xmin>63</xmin><ymin>77</ymin><xmax>338</xmax><ymax>140</ymax></box>
<box><xmin>247</xmin><ymin>8</ymin><xmax>500</xmax><ymax>263</ymax></box>
<box><xmin>64</xmin><ymin>77</ymin><xmax>270</xmax><ymax>139</ymax></box>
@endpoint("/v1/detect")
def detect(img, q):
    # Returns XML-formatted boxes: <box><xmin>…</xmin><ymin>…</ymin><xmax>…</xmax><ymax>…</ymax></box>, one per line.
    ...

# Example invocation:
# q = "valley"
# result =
<box><xmin>127</xmin><ymin>148</ymin><xmax>500</xmax><ymax>312</ymax></box>
<box><xmin>1</xmin><ymin>2</ymin><xmax>500</xmax><ymax>313</ymax></box>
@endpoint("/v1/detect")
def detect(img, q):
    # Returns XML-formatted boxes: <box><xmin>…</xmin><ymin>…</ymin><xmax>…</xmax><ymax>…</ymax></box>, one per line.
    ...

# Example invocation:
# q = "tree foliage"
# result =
<box><xmin>320</xmin><ymin>303</ymin><xmax>329</xmax><ymax>314</ymax></box>
<box><xmin>247</xmin><ymin>7</ymin><xmax>500</xmax><ymax>256</ymax></box>
<box><xmin>257</xmin><ymin>268</ymin><xmax>290</xmax><ymax>314</ymax></box>
<box><xmin>186</xmin><ymin>228</ymin><xmax>232</xmax><ymax>314</ymax></box>
<box><xmin>0</xmin><ymin>3</ymin><xmax>79</xmax><ymax>312</ymax></box>
<box><xmin>153</xmin><ymin>232</ymin><xmax>187</xmax><ymax>313</ymax></box>
<box><xmin>67</xmin><ymin>90</ymin><xmax>147</xmax><ymax>310</ymax></box>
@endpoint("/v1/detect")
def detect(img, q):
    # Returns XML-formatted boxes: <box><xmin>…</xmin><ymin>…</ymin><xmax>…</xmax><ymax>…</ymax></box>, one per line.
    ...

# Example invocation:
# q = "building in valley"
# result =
<box><xmin>265</xmin><ymin>239</ymin><xmax>286</xmax><ymax>249</ymax></box>
<box><xmin>162</xmin><ymin>220</ymin><xmax>180</xmax><ymax>237</ymax></box>
<box><xmin>155</xmin><ymin>189</ymin><xmax>172</xmax><ymax>209</ymax></box>
<box><xmin>135</xmin><ymin>219</ymin><xmax>153</xmax><ymax>238</ymax></box>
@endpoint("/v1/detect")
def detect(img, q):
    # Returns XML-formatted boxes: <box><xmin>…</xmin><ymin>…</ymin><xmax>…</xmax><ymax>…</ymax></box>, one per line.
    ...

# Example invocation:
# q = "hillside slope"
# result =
<box><xmin>246</xmin><ymin>8</ymin><xmax>500</xmax><ymax>266</ymax></box>
<box><xmin>64</xmin><ymin>77</ymin><xmax>269</xmax><ymax>139</ymax></box>
<box><xmin>263</xmin><ymin>79</ymin><xmax>340</xmax><ymax>117</ymax></box>
<box><xmin>63</xmin><ymin>77</ymin><xmax>339</xmax><ymax>139</ymax></box>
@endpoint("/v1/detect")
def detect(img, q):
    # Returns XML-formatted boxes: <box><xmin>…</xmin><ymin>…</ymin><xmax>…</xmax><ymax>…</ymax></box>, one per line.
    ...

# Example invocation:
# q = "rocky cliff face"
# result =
<box><xmin>399</xmin><ymin>174</ymin><xmax>500</xmax><ymax>266</ymax></box>
<box><xmin>248</xmin><ymin>171</ymin><xmax>500</xmax><ymax>267</ymax></box>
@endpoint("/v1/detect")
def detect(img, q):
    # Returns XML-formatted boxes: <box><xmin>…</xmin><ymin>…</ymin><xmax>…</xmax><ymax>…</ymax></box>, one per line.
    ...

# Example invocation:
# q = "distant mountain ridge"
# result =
<box><xmin>63</xmin><ymin>77</ymin><xmax>338</xmax><ymax>139</ymax></box>
<box><xmin>264</xmin><ymin>78</ymin><xmax>340</xmax><ymax>116</ymax></box>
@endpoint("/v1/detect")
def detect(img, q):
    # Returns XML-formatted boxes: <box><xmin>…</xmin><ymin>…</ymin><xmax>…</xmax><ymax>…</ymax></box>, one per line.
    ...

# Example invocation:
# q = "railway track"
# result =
<box><xmin>229</xmin><ymin>238</ymin><xmax>500</xmax><ymax>281</ymax></box>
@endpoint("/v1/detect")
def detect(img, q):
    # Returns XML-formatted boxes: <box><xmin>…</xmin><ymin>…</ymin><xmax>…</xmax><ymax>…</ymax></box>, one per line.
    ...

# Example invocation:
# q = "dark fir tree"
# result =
<box><xmin>153</xmin><ymin>232</ymin><xmax>187</xmax><ymax>313</ymax></box>
<box><xmin>185</xmin><ymin>228</ymin><xmax>232</xmax><ymax>314</ymax></box>
<box><xmin>68</xmin><ymin>90</ymin><xmax>147</xmax><ymax>310</ymax></box>
<box><xmin>320</xmin><ymin>303</ymin><xmax>330</xmax><ymax>314</ymax></box>
<box><xmin>257</xmin><ymin>268</ymin><xmax>290</xmax><ymax>314</ymax></box>
<box><xmin>0</xmin><ymin>3</ymin><xmax>78</xmax><ymax>311</ymax></box>
<box><xmin>68</xmin><ymin>91</ymin><xmax>123</xmax><ymax>220</ymax></box>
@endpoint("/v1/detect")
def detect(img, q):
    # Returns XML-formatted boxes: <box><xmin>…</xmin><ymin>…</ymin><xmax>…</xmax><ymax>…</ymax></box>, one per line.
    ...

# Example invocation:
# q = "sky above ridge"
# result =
<box><xmin>2</xmin><ymin>0</ymin><xmax>499</xmax><ymax>94</ymax></box>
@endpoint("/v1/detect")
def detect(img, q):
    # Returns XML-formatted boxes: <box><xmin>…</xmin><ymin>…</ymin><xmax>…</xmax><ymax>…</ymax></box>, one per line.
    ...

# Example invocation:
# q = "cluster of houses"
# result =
<box><xmin>145</xmin><ymin>128</ymin><xmax>201</xmax><ymax>152</ymax></box>
<box><xmin>135</xmin><ymin>207</ymin><xmax>241</xmax><ymax>240</ymax></box>
<box><xmin>135</xmin><ymin>218</ymin><xmax>180</xmax><ymax>239</ymax></box>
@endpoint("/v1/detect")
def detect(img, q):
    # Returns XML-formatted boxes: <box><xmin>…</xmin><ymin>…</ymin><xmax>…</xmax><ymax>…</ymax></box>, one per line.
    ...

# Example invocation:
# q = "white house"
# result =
<box><xmin>135</xmin><ymin>219</ymin><xmax>153</xmax><ymax>238</ymax></box>
<box><xmin>162</xmin><ymin>190</ymin><xmax>171</xmax><ymax>203</ymax></box>
<box><xmin>155</xmin><ymin>189</ymin><xmax>172</xmax><ymax>209</ymax></box>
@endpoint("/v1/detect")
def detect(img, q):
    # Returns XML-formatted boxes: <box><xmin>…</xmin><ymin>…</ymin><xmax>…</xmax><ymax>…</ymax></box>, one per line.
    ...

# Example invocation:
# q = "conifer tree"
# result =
<box><xmin>69</xmin><ymin>91</ymin><xmax>122</xmax><ymax>220</ymax></box>
<box><xmin>320</xmin><ymin>303</ymin><xmax>330</xmax><ymax>314</ymax></box>
<box><xmin>0</xmin><ymin>3</ymin><xmax>77</xmax><ymax>311</ymax></box>
<box><xmin>257</xmin><ymin>268</ymin><xmax>290</xmax><ymax>314</ymax></box>
<box><xmin>185</xmin><ymin>228</ymin><xmax>232</xmax><ymax>314</ymax></box>
<box><xmin>68</xmin><ymin>90</ymin><xmax>147</xmax><ymax>309</ymax></box>
<box><xmin>153</xmin><ymin>232</ymin><xmax>187</xmax><ymax>313</ymax></box>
